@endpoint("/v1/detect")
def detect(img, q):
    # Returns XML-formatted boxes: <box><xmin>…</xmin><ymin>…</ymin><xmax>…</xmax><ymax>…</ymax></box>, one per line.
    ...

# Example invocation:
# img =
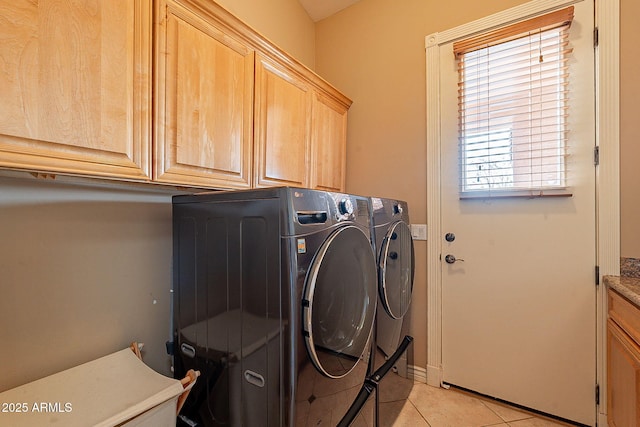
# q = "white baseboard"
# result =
<box><xmin>407</xmin><ymin>364</ymin><xmax>427</xmax><ymax>384</ymax></box>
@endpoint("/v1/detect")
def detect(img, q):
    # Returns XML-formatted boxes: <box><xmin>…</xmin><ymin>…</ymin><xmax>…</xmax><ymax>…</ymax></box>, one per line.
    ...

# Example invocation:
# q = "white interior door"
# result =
<box><xmin>439</xmin><ymin>1</ymin><xmax>596</xmax><ymax>425</ymax></box>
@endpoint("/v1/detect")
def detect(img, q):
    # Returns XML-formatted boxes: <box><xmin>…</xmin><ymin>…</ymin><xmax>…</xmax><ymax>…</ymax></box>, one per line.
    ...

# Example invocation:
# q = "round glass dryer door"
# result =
<box><xmin>303</xmin><ymin>225</ymin><xmax>377</xmax><ymax>379</ymax></box>
<box><xmin>379</xmin><ymin>221</ymin><xmax>415</xmax><ymax>319</ymax></box>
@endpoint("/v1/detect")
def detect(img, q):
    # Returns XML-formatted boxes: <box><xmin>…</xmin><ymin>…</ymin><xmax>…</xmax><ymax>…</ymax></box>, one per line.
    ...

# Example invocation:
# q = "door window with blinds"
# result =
<box><xmin>455</xmin><ymin>7</ymin><xmax>574</xmax><ymax>198</ymax></box>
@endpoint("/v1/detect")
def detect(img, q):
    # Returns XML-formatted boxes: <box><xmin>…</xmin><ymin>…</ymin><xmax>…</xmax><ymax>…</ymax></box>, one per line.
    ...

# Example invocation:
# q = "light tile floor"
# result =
<box><xmin>378</xmin><ymin>371</ymin><xmax>574</xmax><ymax>427</ymax></box>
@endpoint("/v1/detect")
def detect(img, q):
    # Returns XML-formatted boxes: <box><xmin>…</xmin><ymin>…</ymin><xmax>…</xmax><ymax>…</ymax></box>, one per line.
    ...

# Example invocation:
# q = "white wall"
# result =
<box><xmin>0</xmin><ymin>173</ymin><xmax>175</xmax><ymax>391</ymax></box>
<box><xmin>216</xmin><ymin>0</ymin><xmax>316</xmax><ymax>69</ymax></box>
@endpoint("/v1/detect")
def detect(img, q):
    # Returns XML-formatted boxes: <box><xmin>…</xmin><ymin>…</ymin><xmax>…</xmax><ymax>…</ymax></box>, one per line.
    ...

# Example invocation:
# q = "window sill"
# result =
<box><xmin>459</xmin><ymin>188</ymin><xmax>573</xmax><ymax>200</ymax></box>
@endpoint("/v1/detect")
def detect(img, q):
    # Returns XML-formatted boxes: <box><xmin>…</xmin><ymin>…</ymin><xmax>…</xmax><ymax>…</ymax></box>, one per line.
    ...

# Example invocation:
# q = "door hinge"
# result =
<box><xmin>594</xmin><ymin>27</ymin><xmax>599</xmax><ymax>48</ymax></box>
<box><xmin>596</xmin><ymin>384</ymin><xmax>600</xmax><ymax>405</ymax></box>
<box><xmin>595</xmin><ymin>265</ymin><xmax>600</xmax><ymax>286</ymax></box>
<box><xmin>594</xmin><ymin>146</ymin><xmax>600</xmax><ymax>166</ymax></box>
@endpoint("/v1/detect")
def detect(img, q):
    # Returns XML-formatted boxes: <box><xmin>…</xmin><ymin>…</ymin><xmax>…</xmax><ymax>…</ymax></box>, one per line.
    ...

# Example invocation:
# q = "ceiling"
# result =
<box><xmin>298</xmin><ymin>0</ymin><xmax>362</xmax><ymax>22</ymax></box>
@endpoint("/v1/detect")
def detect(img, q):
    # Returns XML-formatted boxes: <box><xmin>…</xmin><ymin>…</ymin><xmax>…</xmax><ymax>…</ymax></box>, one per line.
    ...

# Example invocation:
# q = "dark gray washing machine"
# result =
<box><xmin>172</xmin><ymin>187</ymin><xmax>378</xmax><ymax>426</ymax></box>
<box><xmin>370</xmin><ymin>197</ymin><xmax>415</xmax><ymax>367</ymax></box>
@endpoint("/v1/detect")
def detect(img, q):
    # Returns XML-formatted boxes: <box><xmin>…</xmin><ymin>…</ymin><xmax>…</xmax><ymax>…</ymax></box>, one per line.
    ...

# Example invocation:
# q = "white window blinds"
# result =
<box><xmin>455</xmin><ymin>7</ymin><xmax>574</xmax><ymax>198</ymax></box>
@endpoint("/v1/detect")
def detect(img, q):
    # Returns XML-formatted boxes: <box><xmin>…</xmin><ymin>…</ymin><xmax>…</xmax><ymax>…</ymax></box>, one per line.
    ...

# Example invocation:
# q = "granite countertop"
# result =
<box><xmin>604</xmin><ymin>275</ymin><xmax>640</xmax><ymax>307</ymax></box>
<box><xmin>604</xmin><ymin>257</ymin><xmax>640</xmax><ymax>307</ymax></box>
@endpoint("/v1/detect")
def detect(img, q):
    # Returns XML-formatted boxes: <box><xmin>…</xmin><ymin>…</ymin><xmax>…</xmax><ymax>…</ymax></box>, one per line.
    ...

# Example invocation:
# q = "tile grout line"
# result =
<box><xmin>478</xmin><ymin>399</ymin><xmax>534</xmax><ymax>423</ymax></box>
<box><xmin>406</xmin><ymin>396</ymin><xmax>433</xmax><ymax>427</ymax></box>
<box><xmin>396</xmin><ymin>383</ymin><xmax>571</xmax><ymax>427</ymax></box>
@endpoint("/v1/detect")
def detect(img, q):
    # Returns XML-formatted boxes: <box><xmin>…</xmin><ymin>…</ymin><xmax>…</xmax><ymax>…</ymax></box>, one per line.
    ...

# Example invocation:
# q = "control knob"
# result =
<box><xmin>339</xmin><ymin>198</ymin><xmax>354</xmax><ymax>215</ymax></box>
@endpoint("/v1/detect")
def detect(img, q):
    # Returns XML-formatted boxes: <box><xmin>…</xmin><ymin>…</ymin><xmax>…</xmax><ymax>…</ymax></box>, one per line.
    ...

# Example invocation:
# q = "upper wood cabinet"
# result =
<box><xmin>0</xmin><ymin>0</ymin><xmax>152</xmax><ymax>180</ymax></box>
<box><xmin>157</xmin><ymin>0</ymin><xmax>352</xmax><ymax>191</ymax></box>
<box><xmin>154</xmin><ymin>0</ymin><xmax>254</xmax><ymax>189</ymax></box>
<box><xmin>254</xmin><ymin>54</ymin><xmax>312</xmax><ymax>188</ymax></box>
<box><xmin>0</xmin><ymin>0</ymin><xmax>351</xmax><ymax>191</ymax></box>
<box><xmin>310</xmin><ymin>92</ymin><xmax>349</xmax><ymax>192</ymax></box>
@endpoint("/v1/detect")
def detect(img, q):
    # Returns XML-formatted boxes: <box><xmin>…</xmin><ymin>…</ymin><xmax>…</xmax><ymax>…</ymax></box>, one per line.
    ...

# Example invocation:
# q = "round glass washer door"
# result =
<box><xmin>302</xmin><ymin>225</ymin><xmax>377</xmax><ymax>379</ymax></box>
<box><xmin>379</xmin><ymin>221</ymin><xmax>415</xmax><ymax>319</ymax></box>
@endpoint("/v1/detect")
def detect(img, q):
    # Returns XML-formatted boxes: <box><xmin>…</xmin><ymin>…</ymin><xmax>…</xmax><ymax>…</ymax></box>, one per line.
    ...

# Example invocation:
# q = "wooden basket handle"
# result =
<box><xmin>177</xmin><ymin>369</ymin><xmax>200</xmax><ymax>415</ymax></box>
<box><xmin>129</xmin><ymin>342</ymin><xmax>143</xmax><ymax>360</ymax></box>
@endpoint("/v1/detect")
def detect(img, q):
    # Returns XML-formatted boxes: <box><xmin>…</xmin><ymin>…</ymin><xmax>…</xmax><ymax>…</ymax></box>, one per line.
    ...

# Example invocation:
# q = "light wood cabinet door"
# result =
<box><xmin>607</xmin><ymin>318</ymin><xmax>640</xmax><ymax>427</ymax></box>
<box><xmin>310</xmin><ymin>92</ymin><xmax>349</xmax><ymax>192</ymax></box>
<box><xmin>254</xmin><ymin>54</ymin><xmax>312</xmax><ymax>188</ymax></box>
<box><xmin>154</xmin><ymin>0</ymin><xmax>254</xmax><ymax>189</ymax></box>
<box><xmin>0</xmin><ymin>0</ymin><xmax>152</xmax><ymax>180</ymax></box>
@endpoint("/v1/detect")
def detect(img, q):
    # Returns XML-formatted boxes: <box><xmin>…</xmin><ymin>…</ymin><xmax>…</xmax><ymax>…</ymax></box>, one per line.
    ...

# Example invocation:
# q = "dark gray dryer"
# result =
<box><xmin>172</xmin><ymin>187</ymin><xmax>378</xmax><ymax>426</ymax></box>
<box><xmin>370</xmin><ymin>197</ymin><xmax>415</xmax><ymax>362</ymax></box>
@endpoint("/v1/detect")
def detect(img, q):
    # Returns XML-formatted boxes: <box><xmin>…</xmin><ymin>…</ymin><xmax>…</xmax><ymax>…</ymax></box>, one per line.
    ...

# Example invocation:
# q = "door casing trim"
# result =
<box><xmin>424</xmin><ymin>0</ymin><xmax>619</xmax><ymax>424</ymax></box>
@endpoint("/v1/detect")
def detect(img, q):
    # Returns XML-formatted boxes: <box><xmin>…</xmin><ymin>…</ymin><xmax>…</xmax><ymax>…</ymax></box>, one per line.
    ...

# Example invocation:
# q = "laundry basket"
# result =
<box><xmin>0</xmin><ymin>344</ymin><xmax>198</xmax><ymax>426</ymax></box>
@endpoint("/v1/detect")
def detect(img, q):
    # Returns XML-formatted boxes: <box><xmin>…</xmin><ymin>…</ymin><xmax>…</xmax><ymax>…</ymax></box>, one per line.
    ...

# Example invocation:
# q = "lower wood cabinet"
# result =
<box><xmin>607</xmin><ymin>289</ymin><xmax>640</xmax><ymax>427</ymax></box>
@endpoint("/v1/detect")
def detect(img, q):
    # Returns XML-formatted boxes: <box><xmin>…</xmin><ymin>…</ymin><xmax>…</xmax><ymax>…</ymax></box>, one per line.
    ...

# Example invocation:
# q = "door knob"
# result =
<box><xmin>445</xmin><ymin>254</ymin><xmax>464</xmax><ymax>264</ymax></box>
